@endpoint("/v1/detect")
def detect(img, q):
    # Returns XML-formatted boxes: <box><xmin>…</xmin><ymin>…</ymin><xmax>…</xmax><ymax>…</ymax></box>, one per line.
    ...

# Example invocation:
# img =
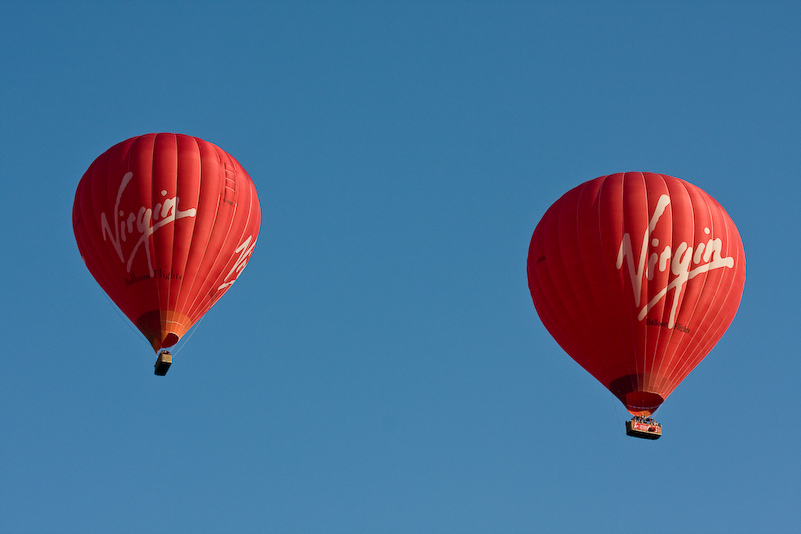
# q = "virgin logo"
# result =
<box><xmin>101</xmin><ymin>172</ymin><xmax>197</xmax><ymax>276</ymax></box>
<box><xmin>616</xmin><ymin>194</ymin><xmax>735</xmax><ymax>328</ymax></box>
<box><xmin>217</xmin><ymin>235</ymin><xmax>256</xmax><ymax>291</ymax></box>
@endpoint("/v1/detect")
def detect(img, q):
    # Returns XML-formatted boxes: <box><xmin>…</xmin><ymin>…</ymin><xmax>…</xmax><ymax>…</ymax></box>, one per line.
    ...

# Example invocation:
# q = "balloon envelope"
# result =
<box><xmin>527</xmin><ymin>173</ymin><xmax>745</xmax><ymax>416</ymax></box>
<box><xmin>73</xmin><ymin>133</ymin><xmax>261</xmax><ymax>351</ymax></box>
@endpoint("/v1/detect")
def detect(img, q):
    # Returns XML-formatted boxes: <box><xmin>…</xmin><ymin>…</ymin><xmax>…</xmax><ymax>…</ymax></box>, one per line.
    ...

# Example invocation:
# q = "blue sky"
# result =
<box><xmin>1</xmin><ymin>1</ymin><xmax>799</xmax><ymax>532</ymax></box>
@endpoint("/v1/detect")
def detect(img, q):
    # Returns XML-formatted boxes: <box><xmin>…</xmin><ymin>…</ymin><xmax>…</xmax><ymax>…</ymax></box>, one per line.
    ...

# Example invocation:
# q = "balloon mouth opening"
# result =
<box><xmin>608</xmin><ymin>375</ymin><xmax>665</xmax><ymax>417</ymax></box>
<box><xmin>135</xmin><ymin>310</ymin><xmax>191</xmax><ymax>351</ymax></box>
<box><xmin>161</xmin><ymin>333</ymin><xmax>180</xmax><ymax>347</ymax></box>
<box><xmin>621</xmin><ymin>391</ymin><xmax>664</xmax><ymax>417</ymax></box>
<box><xmin>147</xmin><ymin>332</ymin><xmax>181</xmax><ymax>352</ymax></box>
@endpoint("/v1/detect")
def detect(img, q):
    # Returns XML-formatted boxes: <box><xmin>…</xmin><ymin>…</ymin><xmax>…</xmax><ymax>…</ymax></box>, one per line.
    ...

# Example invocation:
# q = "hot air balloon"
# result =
<box><xmin>527</xmin><ymin>172</ymin><xmax>745</xmax><ymax>438</ymax></box>
<box><xmin>73</xmin><ymin>133</ymin><xmax>261</xmax><ymax>375</ymax></box>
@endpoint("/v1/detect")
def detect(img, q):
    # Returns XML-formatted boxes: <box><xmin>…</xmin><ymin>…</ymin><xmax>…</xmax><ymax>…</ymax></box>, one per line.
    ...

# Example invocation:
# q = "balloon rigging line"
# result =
<box><xmin>610</xmin><ymin>395</ymin><xmax>623</xmax><ymax>429</ymax></box>
<box><xmin>171</xmin><ymin>314</ymin><xmax>206</xmax><ymax>356</ymax></box>
<box><xmin>103</xmin><ymin>291</ymin><xmax>149</xmax><ymax>346</ymax></box>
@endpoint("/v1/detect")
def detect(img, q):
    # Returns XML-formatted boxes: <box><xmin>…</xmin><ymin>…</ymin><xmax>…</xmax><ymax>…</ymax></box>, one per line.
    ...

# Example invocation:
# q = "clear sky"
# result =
<box><xmin>1</xmin><ymin>1</ymin><xmax>799</xmax><ymax>532</ymax></box>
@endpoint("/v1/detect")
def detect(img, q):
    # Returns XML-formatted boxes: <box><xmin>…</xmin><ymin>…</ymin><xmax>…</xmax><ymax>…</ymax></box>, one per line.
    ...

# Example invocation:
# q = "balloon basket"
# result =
<box><xmin>154</xmin><ymin>351</ymin><xmax>172</xmax><ymax>376</ymax></box>
<box><xmin>625</xmin><ymin>417</ymin><xmax>662</xmax><ymax>440</ymax></box>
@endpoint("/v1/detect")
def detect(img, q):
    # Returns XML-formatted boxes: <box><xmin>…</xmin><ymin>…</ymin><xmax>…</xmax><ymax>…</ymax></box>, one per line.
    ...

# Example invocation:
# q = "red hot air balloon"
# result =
<box><xmin>527</xmin><ymin>173</ymin><xmax>745</xmax><ymax>437</ymax></box>
<box><xmin>73</xmin><ymin>133</ymin><xmax>261</xmax><ymax>372</ymax></box>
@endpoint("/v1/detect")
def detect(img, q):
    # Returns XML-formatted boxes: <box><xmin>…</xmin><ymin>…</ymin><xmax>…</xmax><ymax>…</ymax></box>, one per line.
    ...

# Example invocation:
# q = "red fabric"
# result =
<box><xmin>527</xmin><ymin>173</ymin><xmax>745</xmax><ymax>415</ymax></box>
<box><xmin>73</xmin><ymin>133</ymin><xmax>261</xmax><ymax>351</ymax></box>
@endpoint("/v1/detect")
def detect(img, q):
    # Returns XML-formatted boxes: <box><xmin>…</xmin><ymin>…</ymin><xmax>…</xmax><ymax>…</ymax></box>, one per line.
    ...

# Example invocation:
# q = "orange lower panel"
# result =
<box><xmin>135</xmin><ymin>310</ymin><xmax>194</xmax><ymax>351</ymax></box>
